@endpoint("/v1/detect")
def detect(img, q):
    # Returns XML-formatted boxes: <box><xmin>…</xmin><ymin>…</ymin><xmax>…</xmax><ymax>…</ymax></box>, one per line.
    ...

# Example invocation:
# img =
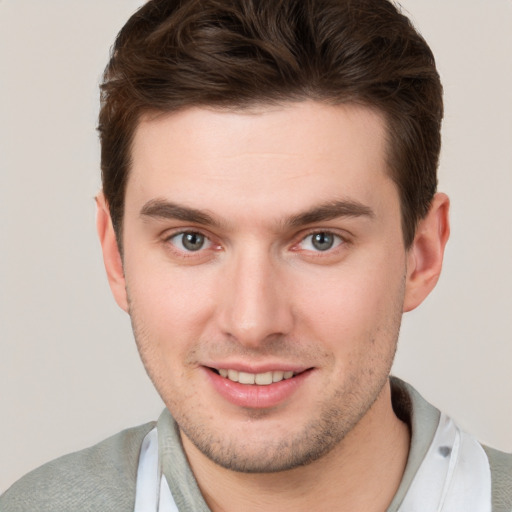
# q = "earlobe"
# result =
<box><xmin>95</xmin><ymin>192</ymin><xmax>129</xmax><ymax>312</ymax></box>
<box><xmin>403</xmin><ymin>193</ymin><xmax>450</xmax><ymax>312</ymax></box>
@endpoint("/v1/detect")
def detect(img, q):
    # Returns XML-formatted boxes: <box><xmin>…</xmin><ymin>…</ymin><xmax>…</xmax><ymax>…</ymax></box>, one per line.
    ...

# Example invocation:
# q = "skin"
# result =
<box><xmin>97</xmin><ymin>101</ymin><xmax>449</xmax><ymax>511</ymax></box>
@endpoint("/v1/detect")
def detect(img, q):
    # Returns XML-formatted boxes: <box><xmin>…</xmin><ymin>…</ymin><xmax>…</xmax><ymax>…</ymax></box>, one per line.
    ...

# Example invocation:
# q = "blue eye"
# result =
<box><xmin>169</xmin><ymin>232</ymin><xmax>211</xmax><ymax>252</ymax></box>
<box><xmin>300</xmin><ymin>232</ymin><xmax>343</xmax><ymax>252</ymax></box>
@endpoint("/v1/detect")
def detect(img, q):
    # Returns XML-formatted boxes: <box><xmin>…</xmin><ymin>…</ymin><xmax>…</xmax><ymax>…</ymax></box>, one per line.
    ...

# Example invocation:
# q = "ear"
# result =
<box><xmin>403</xmin><ymin>193</ymin><xmax>450</xmax><ymax>312</ymax></box>
<box><xmin>96</xmin><ymin>192</ymin><xmax>129</xmax><ymax>312</ymax></box>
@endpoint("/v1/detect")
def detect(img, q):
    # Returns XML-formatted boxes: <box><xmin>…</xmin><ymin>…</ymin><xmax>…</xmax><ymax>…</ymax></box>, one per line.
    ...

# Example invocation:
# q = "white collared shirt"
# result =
<box><xmin>134</xmin><ymin>413</ymin><xmax>492</xmax><ymax>512</ymax></box>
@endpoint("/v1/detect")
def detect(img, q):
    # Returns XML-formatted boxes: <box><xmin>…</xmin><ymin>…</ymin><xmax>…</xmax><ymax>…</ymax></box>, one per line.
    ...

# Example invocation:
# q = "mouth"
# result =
<box><xmin>209</xmin><ymin>368</ymin><xmax>303</xmax><ymax>385</ymax></box>
<box><xmin>205</xmin><ymin>366</ymin><xmax>313</xmax><ymax>408</ymax></box>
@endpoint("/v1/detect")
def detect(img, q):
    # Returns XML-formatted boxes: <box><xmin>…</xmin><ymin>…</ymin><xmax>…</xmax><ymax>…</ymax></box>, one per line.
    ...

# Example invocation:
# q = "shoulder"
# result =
<box><xmin>483</xmin><ymin>445</ymin><xmax>512</xmax><ymax>512</ymax></box>
<box><xmin>0</xmin><ymin>421</ymin><xmax>155</xmax><ymax>512</ymax></box>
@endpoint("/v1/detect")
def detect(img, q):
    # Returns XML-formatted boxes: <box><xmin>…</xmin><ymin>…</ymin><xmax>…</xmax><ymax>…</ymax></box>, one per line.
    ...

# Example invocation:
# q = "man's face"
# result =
<box><xmin>120</xmin><ymin>101</ymin><xmax>409</xmax><ymax>472</ymax></box>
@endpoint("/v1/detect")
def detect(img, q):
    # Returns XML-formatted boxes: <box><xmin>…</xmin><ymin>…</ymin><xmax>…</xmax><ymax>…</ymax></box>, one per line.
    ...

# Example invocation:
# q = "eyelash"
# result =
<box><xmin>164</xmin><ymin>231</ymin><xmax>220</xmax><ymax>261</ymax></box>
<box><xmin>167</xmin><ymin>231</ymin><xmax>213</xmax><ymax>252</ymax></box>
<box><xmin>164</xmin><ymin>229</ymin><xmax>348</xmax><ymax>258</ymax></box>
<box><xmin>294</xmin><ymin>231</ymin><xmax>345</xmax><ymax>253</ymax></box>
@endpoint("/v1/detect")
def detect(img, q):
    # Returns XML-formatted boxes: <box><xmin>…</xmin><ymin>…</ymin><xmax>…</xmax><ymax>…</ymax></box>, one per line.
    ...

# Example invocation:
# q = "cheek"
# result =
<box><xmin>292</xmin><ymin>250</ymin><xmax>406</xmax><ymax>352</ymax></box>
<box><xmin>124</xmin><ymin>266</ymin><xmax>212</xmax><ymax>399</ymax></box>
<box><xmin>125</xmin><ymin>249</ymin><xmax>217</xmax><ymax>323</ymax></box>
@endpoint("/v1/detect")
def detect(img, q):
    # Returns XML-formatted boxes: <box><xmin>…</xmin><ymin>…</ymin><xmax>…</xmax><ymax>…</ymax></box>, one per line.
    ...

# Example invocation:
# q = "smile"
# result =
<box><xmin>206</xmin><ymin>366</ymin><xmax>313</xmax><ymax>408</ymax></box>
<box><xmin>215</xmin><ymin>369</ymin><xmax>296</xmax><ymax>385</ymax></box>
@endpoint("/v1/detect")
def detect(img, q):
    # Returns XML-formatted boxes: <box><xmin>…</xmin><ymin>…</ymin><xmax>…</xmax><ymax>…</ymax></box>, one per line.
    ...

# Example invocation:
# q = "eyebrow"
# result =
<box><xmin>286</xmin><ymin>200</ymin><xmax>375</xmax><ymax>227</ymax></box>
<box><xmin>140</xmin><ymin>199</ymin><xmax>219</xmax><ymax>226</ymax></box>
<box><xmin>140</xmin><ymin>198</ymin><xmax>374</xmax><ymax>228</ymax></box>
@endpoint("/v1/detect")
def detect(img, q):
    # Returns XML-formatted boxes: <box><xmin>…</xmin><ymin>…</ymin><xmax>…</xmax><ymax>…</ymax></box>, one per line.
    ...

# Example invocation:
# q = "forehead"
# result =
<box><xmin>126</xmin><ymin>101</ymin><xmax>396</xmax><ymax>222</ymax></box>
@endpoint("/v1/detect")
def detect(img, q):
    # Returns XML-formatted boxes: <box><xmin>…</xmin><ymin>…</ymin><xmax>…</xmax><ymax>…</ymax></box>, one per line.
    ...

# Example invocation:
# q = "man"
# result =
<box><xmin>1</xmin><ymin>0</ymin><xmax>510</xmax><ymax>510</ymax></box>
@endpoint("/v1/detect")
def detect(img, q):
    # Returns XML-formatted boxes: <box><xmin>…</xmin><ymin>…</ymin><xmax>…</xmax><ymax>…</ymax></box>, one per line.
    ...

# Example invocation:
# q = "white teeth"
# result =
<box><xmin>238</xmin><ymin>371</ymin><xmax>255</xmax><ymax>385</ymax></box>
<box><xmin>272</xmin><ymin>370</ymin><xmax>284</xmax><ymax>382</ymax></box>
<box><xmin>255</xmin><ymin>372</ymin><xmax>273</xmax><ymax>385</ymax></box>
<box><xmin>217</xmin><ymin>369</ymin><xmax>296</xmax><ymax>385</ymax></box>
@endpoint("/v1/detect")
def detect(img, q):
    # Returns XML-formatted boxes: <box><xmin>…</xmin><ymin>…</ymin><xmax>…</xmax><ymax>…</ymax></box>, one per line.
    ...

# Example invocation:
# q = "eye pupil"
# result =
<box><xmin>182</xmin><ymin>232</ymin><xmax>205</xmax><ymax>251</ymax></box>
<box><xmin>312</xmin><ymin>232</ymin><xmax>334</xmax><ymax>251</ymax></box>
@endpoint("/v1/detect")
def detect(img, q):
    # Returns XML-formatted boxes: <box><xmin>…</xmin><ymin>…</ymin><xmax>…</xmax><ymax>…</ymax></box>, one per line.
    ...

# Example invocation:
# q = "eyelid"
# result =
<box><xmin>161</xmin><ymin>226</ymin><xmax>350</xmax><ymax>257</ymax></box>
<box><xmin>171</xmin><ymin>231</ymin><xmax>211</xmax><ymax>250</ymax></box>
<box><xmin>291</xmin><ymin>228</ymin><xmax>350</xmax><ymax>253</ymax></box>
<box><xmin>163</xmin><ymin>228</ymin><xmax>220</xmax><ymax>256</ymax></box>
<box><xmin>163</xmin><ymin>226</ymin><xmax>211</xmax><ymax>241</ymax></box>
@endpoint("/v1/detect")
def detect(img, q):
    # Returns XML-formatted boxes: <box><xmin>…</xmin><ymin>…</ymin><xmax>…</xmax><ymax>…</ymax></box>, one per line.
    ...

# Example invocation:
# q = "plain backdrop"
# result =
<box><xmin>1</xmin><ymin>0</ymin><xmax>511</xmax><ymax>493</ymax></box>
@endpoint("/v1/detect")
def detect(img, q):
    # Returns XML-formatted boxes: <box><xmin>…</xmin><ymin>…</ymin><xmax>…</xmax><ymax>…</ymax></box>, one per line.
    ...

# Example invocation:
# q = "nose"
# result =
<box><xmin>216</xmin><ymin>246</ymin><xmax>294</xmax><ymax>348</ymax></box>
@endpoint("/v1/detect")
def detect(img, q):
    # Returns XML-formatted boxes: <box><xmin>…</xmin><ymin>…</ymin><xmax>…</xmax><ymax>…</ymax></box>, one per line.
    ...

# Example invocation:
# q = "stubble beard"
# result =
<box><xmin>127</xmin><ymin>285</ymin><xmax>403</xmax><ymax>474</ymax></box>
<box><xmin>133</xmin><ymin>332</ymin><xmax>399</xmax><ymax>474</ymax></box>
<box><xmin>177</xmin><ymin>370</ymin><xmax>394</xmax><ymax>474</ymax></box>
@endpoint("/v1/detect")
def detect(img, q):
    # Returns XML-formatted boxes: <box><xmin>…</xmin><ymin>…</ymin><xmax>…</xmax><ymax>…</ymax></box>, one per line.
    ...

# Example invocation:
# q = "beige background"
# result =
<box><xmin>1</xmin><ymin>0</ymin><xmax>511</xmax><ymax>493</ymax></box>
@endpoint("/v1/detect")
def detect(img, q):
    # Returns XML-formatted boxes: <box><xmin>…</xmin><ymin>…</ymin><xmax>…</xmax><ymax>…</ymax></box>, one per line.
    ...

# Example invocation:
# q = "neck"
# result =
<box><xmin>181</xmin><ymin>381</ymin><xmax>410</xmax><ymax>512</ymax></box>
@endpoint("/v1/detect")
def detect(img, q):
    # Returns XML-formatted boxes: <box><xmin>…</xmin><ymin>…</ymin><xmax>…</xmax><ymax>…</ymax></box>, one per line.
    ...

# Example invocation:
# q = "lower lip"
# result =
<box><xmin>204</xmin><ymin>368</ymin><xmax>312</xmax><ymax>409</ymax></box>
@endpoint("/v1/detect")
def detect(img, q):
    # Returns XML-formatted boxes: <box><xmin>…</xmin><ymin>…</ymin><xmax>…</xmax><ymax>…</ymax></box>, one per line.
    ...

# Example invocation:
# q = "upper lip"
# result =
<box><xmin>203</xmin><ymin>362</ymin><xmax>312</xmax><ymax>374</ymax></box>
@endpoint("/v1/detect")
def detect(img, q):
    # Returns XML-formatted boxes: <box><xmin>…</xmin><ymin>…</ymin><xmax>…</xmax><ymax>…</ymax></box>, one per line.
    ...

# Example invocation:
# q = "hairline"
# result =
<box><xmin>110</xmin><ymin>97</ymin><xmax>417</xmax><ymax>253</ymax></box>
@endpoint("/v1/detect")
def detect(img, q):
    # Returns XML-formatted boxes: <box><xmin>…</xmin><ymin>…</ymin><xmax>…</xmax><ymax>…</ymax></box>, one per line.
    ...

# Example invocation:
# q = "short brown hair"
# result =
<box><xmin>99</xmin><ymin>0</ymin><xmax>442</xmax><ymax>247</ymax></box>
